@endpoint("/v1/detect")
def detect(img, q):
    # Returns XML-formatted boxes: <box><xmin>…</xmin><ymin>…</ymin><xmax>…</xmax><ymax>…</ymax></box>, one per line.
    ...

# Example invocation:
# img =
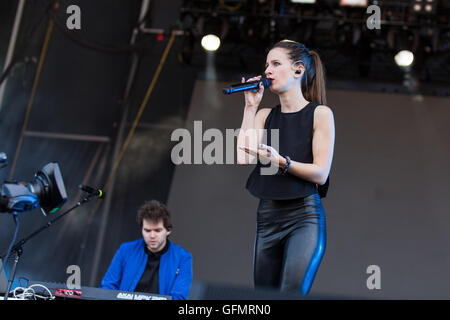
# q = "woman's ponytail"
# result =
<box><xmin>304</xmin><ymin>50</ymin><xmax>326</xmax><ymax>105</ymax></box>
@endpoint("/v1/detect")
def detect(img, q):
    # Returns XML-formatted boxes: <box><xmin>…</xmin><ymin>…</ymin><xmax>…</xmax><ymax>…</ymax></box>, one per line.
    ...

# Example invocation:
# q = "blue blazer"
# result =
<box><xmin>100</xmin><ymin>239</ymin><xmax>193</xmax><ymax>300</ymax></box>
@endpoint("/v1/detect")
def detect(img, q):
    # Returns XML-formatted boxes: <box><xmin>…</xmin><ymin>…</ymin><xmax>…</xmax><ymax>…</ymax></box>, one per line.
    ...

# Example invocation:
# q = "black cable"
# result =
<box><xmin>51</xmin><ymin>10</ymin><xmax>139</xmax><ymax>55</ymax></box>
<box><xmin>50</xmin><ymin>6</ymin><xmax>177</xmax><ymax>56</ymax></box>
<box><xmin>2</xmin><ymin>0</ymin><xmax>171</xmax><ymax>71</ymax></box>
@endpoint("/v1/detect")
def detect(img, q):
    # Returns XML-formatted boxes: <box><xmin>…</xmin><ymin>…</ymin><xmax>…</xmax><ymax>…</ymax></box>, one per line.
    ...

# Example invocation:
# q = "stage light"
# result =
<box><xmin>394</xmin><ymin>50</ymin><xmax>414</xmax><ymax>67</ymax></box>
<box><xmin>201</xmin><ymin>34</ymin><xmax>221</xmax><ymax>51</ymax></box>
<box><xmin>411</xmin><ymin>0</ymin><xmax>437</xmax><ymax>14</ymax></box>
<box><xmin>339</xmin><ymin>0</ymin><xmax>368</xmax><ymax>7</ymax></box>
<box><xmin>290</xmin><ymin>0</ymin><xmax>316</xmax><ymax>3</ymax></box>
<box><xmin>195</xmin><ymin>14</ymin><xmax>227</xmax><ymax>52</ymax></box>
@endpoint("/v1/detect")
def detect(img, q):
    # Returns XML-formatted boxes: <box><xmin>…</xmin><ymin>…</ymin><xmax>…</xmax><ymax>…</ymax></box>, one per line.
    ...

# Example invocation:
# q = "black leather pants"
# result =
<box><xmin>253</xmin><ymin>193</ymin><xmax>326</xmax><ymax>295</ymax></box>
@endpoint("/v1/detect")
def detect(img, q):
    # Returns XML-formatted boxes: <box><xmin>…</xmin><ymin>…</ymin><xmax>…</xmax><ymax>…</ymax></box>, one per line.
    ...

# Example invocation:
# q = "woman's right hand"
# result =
<box><xmin>242</xmin><ymin>75</ymin><xmax>264</xmax><ymax>111</ymax></box>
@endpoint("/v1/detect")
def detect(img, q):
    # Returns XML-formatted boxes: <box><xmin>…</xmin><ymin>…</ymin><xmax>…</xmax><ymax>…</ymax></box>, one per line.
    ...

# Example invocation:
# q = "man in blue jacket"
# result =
<box><xmin>100</xmin><ymin>200</ymin><xmax>193</xmax><ymax>300</ymax></box>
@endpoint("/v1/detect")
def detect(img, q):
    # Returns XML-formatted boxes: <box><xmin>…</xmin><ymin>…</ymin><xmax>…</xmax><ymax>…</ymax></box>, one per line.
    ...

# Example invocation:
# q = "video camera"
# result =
<box><xmin>0</xmin><ymin>153</ymin><xmax>67</xmax><ymax>215</ymax></box>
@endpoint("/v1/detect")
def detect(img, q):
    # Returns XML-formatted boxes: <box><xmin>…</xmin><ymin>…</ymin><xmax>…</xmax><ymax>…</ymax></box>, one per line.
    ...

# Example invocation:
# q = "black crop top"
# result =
<box><xmin>245</xmin><ymin>102</ymin><xmax>322</xmax><ymax>200</ymax></box>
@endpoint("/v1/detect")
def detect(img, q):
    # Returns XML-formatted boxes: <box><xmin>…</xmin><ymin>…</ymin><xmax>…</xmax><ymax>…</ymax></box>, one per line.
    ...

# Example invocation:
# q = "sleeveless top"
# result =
<box><xmin>246</xmin><ymin>102</ymin><xmax>323</xmax><ymax>200</ymax></box>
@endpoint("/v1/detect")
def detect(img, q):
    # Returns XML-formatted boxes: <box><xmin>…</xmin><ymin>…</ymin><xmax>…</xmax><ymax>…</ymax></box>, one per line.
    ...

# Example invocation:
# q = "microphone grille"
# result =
<box><xmin>261</xmin><ymin>78</ymin><xmax>271</xmax><ymax>88</ymax></box>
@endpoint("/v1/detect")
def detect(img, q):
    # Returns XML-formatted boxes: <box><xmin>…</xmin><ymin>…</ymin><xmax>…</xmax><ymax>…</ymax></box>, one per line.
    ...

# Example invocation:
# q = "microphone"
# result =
<box><xmin>78</xmin><ymin>184</ymin><xmax>104</xmax><ymax>198</ymax></box>
<box><xmin>222</xmin><ymin>78</ymin><xmax>271</xmax><ymax>95</ymax></box>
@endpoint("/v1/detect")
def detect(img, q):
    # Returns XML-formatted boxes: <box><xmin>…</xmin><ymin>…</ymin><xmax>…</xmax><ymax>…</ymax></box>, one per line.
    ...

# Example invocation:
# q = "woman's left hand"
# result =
<box><xmin>239</xmin><ymin>144</ymin><xmax>284</xmax><ymax>167</ymax></box>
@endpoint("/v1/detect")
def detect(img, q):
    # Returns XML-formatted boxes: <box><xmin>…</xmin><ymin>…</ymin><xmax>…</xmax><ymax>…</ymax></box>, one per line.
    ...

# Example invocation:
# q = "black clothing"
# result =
<box><xmin>253</xmin><ymin>193</ymin><xmax>326</xmax><ymax>295</ymax></box>
<box><xmin>246</xmin><ymin>103</ymin><xmax>320</xmax><ymax>200</ymax></box>
<box><xmin>245</xmin><ymin>102</ymin><xmax>329</xmax><ymax>295</ymax></box>
<box><xmin>134</xmin><ymin>240</ymin><xmax>170</xmax><ymax>293</ymax></box>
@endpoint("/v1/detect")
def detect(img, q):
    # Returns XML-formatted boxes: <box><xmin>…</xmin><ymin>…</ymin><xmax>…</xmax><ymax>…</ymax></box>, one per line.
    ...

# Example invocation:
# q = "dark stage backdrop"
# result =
<box><xmin>1</xmin><ymin>0</ymin><xmax>449</xmax><ymax>299</ymax></box>
<box><xmin>167</xmin><ymin>80</ymin><xmax>450</xmax><ymax>299</ymax></box>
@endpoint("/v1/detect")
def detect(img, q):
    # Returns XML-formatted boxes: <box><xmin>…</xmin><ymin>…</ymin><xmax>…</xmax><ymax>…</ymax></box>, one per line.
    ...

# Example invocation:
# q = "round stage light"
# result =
<box><xmin>394</xmin><ymin>50</ymin><xmax>414</xmax><ymax>67</ymax></box>
<box><xmin>201</xmin><ymin>34</ymin><xmax>221</xmax><ymax>51</ymax></box>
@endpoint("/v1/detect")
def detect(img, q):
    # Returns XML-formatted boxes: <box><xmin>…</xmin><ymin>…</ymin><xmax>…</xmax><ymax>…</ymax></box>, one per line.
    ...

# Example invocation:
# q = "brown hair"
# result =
<box><xmin>136</xmin><ymin>200</ymin><xmax>173</xmax><ymax>231</ymax></box>
<box><xmin>271</xmin><ymin>40</ymin><xmax>327</xmax><ymax>105</ymax></box>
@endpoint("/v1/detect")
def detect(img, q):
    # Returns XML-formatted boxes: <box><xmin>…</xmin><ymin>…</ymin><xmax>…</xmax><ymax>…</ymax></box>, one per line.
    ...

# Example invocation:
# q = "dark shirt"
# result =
<box><xmin>134</xmin><ymin>240</ymin><xmax>170</xmax><ymax>293</ymax></box>
<box><xmin>246</xmin><ymin>103</ymin><xmax>321</xmax><ymax>200</ymax></box>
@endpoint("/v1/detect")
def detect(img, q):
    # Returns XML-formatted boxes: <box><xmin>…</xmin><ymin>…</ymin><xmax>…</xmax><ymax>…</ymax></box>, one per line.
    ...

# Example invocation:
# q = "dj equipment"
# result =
<box><xmin>26</xmin><ymin>280</ymin><xmax>172</xmax><ymax>300</ymax></box>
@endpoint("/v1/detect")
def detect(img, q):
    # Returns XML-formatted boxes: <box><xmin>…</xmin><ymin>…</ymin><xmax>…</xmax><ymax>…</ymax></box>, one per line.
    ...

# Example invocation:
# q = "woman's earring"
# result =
<box><xmin>295</xmin><ymin>70</ymin><xmax>301</xmax><ymax>74</ymax></box>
